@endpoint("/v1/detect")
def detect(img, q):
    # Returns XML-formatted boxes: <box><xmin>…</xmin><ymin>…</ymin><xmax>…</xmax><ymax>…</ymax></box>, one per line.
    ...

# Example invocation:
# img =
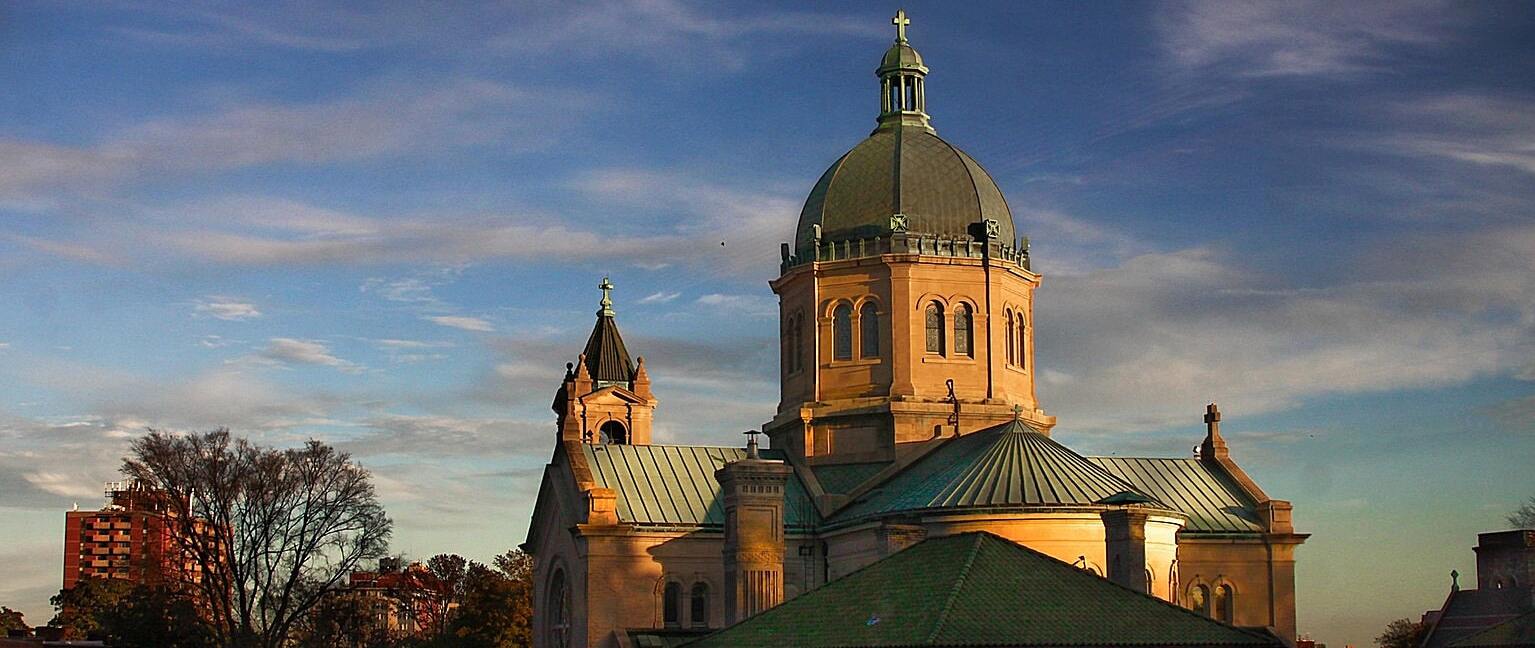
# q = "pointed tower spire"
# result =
<box><xmin>876</xmin><ymin>9</ymin><xmax>932</xmax><ymax>133</ymax></box>
<box><xmin>581</xmin><ymin>277</ymin><xmax>635</xmax><ymax>388</ymax></box>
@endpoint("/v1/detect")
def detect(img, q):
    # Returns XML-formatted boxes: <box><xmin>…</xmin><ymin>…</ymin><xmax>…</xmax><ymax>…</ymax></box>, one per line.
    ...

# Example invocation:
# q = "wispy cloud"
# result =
<box><xmin>1156</xmin><ymin>0</ymin><xmax>1455</xmax><ymax>78</ymax></box>
<box><xmin>0</xmin><ymin>79</ymin><xmax>591</xmax><ymax>201</ymax></box>
<box><xmin>194</xmin><ymin>296</ymin><xmax>262</xmax><ymax>321</ymax></box>
<box><xmin>639</xmin><ymin>291</ymin><xmax>682</xmax><ymax>304</ymax></box>
<box><xmin>1380</xmin><ymin>94</ymin><xmax>1535</xmax><ymax>177</ymax></box>
<box><xmin>425</xmin><ymin>315</ymin><xmax>495</xmax><ymax>333</ymax></box>
<box><xmin>257</xmin><ymin>338</ymin><xmax>363</xmax><ymax>373</ymax></box>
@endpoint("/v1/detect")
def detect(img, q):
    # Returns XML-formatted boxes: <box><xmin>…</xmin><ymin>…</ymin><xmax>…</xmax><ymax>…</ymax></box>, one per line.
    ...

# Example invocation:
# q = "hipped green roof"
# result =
<box><xmin>583</xmin><ymin>444</ymin><xmax>820</xmax><ymax>529</ymax></box>
<box><xmin>834</xmin><ymin>419</ymin><xmax>1155</xmax><ymax>523</ymax></box>
<box><xmin>685</xmin><ymin>532</ymin><xmax>1283</xmax><ymax>648</ymax></box>
<box><xmin>1090</xmin><ymin>457</ymin><xmax>1264</xmax><ymax>533</ymax></box>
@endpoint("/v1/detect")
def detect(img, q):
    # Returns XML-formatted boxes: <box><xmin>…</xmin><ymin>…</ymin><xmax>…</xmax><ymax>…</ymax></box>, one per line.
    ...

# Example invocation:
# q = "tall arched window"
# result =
<box><xmin>690</xmin><ymin>582</ymin><xmax>710</xmax><ymax>628</ymax></box>
<box><xmin>663</xmin><ymin>581</ymin><xmax>682</xmax><ymax>627</ymax></box>
<box><xmin>859</xmin><ymin>302</ymin><xmax>880</xmax><ymax>358</ymax></box>
<box><xmin>792</xmin><ymin>313</ymin><xmax>804</xmax><ymax>373</ymax></box>
<box><xmin>1017</xmin><ymin>314</ymin><xmax>1027</xmax><ymax>370</ymax></box>
<box><xmin>1189</xmin><ymin>585</ymin><xmax>1210</xmax><ymax>617</ymax></box>
<box><xmin>782</xmin><ymin>315</ymin><xmax>794</xmax><ymax>375</ymax></box>
<box><xmin>599</xmin><ymin>420</ymin><xmax>627</xmax><ymax>445</ymax></box>
<box><xmin>925</xmin><ymin>302</ymin><xmax>945</xmax><ymax>355</ymax></box>
<box><xmin>833</xmin><ymin>303</ymin><xmax>853</xmax><ymax>360</ymax></box>
<box><xmin>1215</xmin><ymin>584</ymin><xmax>1234</xmax><ymax>624</ymax></box>
<box><xmin>548</xmin><ymin>569</ymin><xmax>571</xmax><ymax>648</ymax></box>
<box><xmin>1005</xmin><ymin>310</ymin><xmax>1015</xmax><ymax>365</ymax></box>
<box><xmin>953</xmin><ymin>303</ymin><xmax>973</xmax><ymax>357</ymax></box>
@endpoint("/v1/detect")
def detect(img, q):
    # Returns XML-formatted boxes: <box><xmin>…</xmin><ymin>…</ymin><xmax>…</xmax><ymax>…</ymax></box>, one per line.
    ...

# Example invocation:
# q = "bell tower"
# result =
<box><xmin>553</xmin><ymin>277</ymin><xmax>657</xmax><ymax>445</ymax></box>
<box><xmin>765</xmin><ymin>11</ymin><xmax>1053</xmax><ymax>469</ymax></box>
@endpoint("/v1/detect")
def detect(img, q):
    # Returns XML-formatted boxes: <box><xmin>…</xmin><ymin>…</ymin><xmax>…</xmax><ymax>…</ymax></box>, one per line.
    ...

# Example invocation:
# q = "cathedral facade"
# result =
<box><xmin>525</xmin><ymin>14</ymin><xmax>1306</xmax><ymax>648</ymax></box>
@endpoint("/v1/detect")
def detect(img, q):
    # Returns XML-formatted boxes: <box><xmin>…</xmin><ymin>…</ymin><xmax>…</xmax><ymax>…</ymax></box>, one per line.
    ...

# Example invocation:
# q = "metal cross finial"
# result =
<box><xmin>597</xmin><ymin>276</ymin><xmax>615</xmax><ymax>316</ymax></box>
<box><xmin>1013</xmin><ymin>404</ymin><xmax>1023</xmax><ymax>420</ymax></box>
<box><xmin>892</xmin><ymin>9</ymin><xmax>910</xmax><ymax>42</ymax></box>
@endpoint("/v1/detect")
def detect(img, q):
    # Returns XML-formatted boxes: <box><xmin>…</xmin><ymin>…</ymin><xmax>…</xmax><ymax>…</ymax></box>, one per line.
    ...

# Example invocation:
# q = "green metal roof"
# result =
<box><xmin>685</xmin><ymin>532</ymin><xmax>1284</xmax><ymax>648</ymax></box>
<box><xmin>833</xmin><ymin>420</ymin><xmax>1154</xmax><ymax>523</ymax></box>
<box><xmin>812</xmin><ymin>461</ymin><xmax>892</xmax><ymax>494</ymax></box>
<box><xmin>580</xmin><ymin>311</ymin><xmax>634</xmax><ymax>387</ymax></box>
<box><xmin>794</xmin><ymin>125</ymin><xmax>1015</xmax><ymax>256</ymax></box>
<box><xmin>1089</xmin><ymin>457</ymin><xmax>1264</xmax><ymax>534</ymax></box>
<box><xmin>1452</xmin><ymin>609</ymin><xmax>1535</xmax><ymax>647</ymax></box>
<box><xmin>582</xmin><ymin>444</ymin><xmax>819</xmax><ymax>529</ymax></box>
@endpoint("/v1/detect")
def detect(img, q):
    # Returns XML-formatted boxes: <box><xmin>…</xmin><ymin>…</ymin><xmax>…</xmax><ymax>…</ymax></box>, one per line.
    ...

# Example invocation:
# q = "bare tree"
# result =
<box><xmin>122</xmin><ymin>429</ymin><xmax>391</xmax><ymax>648</ymax></box>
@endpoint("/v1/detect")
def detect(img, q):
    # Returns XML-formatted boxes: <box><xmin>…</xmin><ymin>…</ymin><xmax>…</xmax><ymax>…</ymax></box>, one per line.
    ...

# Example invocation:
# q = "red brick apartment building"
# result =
<box><xmin>62</xmin><ymin>480</ymin><xmax>199</xmax><ymax>591</ymax></box>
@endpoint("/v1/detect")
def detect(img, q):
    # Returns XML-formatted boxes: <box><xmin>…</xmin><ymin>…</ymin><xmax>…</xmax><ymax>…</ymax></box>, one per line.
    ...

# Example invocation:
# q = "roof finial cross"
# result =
<box><xmin>598</xmin><ymin>276</ymin><xmax>615</xmax><ymax>316</ymax></box>
<box><xmin>1013</xmin><ymin>404</ymin><xmax>1023</xmax><ymax>420</ymax></box>
<box><xmin>892</xmin><ymin>9</ymin><xmax>910</xmax><ymax>42</ymax></box>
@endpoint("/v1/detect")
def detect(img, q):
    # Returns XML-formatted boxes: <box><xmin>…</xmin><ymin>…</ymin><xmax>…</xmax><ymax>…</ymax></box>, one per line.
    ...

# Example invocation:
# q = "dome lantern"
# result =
<box><xmin>877</xmin><ymin>10</ymin><xmax>932</xmax><ymax>132</ymax></box>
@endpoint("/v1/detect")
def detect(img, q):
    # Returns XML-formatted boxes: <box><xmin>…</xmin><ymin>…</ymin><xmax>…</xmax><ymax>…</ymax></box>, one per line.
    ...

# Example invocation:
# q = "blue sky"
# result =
<box><xmin>2</xmin><ymin>1</ymin><xmax>1533</xmax><ymax>643</ymax></box>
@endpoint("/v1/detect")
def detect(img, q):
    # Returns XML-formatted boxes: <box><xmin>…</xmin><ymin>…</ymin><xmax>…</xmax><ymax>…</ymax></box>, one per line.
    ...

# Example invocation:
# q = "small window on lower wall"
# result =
<box><xmin>1189</xmin><ymin>584</ymin><xmax>1210</xmax><ymax>617</ymax></box>
<box><xmin>1215</xmin><ymin>584</ymin><xmax>1234</xmax><ymax>624</ymax></box>
<box><xmin>690</xmin><ymin>582</ymin><xmax>710</xmax><ymax>628</ymax></box>
<box><xmin>663</xmin><ymin>581</ymin><xmax>681</xmax><ymax>627</ymax></box>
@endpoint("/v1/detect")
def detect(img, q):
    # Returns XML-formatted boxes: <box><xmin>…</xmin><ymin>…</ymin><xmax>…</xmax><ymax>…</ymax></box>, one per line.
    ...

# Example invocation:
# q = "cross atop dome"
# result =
<box><xmin>892</xmin><ymin>9</ymin><xmax>910</xmax><ymax>42</ymax></box>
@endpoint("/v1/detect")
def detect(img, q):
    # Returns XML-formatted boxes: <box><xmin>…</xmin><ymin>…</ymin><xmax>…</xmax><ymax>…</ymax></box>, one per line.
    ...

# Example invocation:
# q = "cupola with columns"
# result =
<box><xmin>553</xmin><ymin>277</ymin><xmax>657</xmax><ymax>445</ymax></box>
<box><xmin>766</xmin><ymin>10</ymin><xmax>1052</xmax><ymax>466</ymax></box>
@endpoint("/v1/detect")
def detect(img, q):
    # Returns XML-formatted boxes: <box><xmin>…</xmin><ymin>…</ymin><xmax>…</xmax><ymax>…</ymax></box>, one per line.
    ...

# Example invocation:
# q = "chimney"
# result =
<box><xmin>1102</xmin><ymin>509</ymin><xmax>1151</xmax><ymax>594</ymax></box>
<box><xmin>716</xmin><ymin>435</ymin><xmax>793</xmax><ymax>624</ymax></box>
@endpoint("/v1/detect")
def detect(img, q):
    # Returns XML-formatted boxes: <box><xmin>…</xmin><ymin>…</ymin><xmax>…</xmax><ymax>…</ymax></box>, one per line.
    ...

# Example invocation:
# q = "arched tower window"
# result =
<box><xmin>799</xmin><ymin>314</ymin><xmax>806</xmax><ymax>372</ymax></box>
<box><xmin>1189</xmin><ymin>584</ymin><xmax>1210</xmax><ymax>617</ymax></box>
<box><xmin>833</xmin><ymin>303</ymin><xmax>853</xmax><ymax>361</ymax></box>
<box><xmin>1017</xmin><ymin>314</ymin><xmax>1027</xmax><ymax>371</ymax></box>
<box><xmin>663</xmin><ymin>581</ymin><xmax>682</xmax><ymax>627</ymax></box>
<box><xmin>953</xmin><ymin>303</ymin><xmax>973</xmax><ymax>357</ymax></box>
<box><xmin>859</xmin><ymin>302</ymin><xmax>880</xmax><ymax>358</ymax></box>
<box><xmin>690</xmin><ymin>582</ymin><xmax>710</xmax><ymax>628</ymax></box>
<box><xmin>1005</xmin><ymin>310</ymin><xmax>1015</xmax><ymax>365</ymax></box>
<box><xmin>599</xmin><ymin>420</ymin><xmax>627</xmax><ymax>445</ymax></box>
<box><xmin>548</xmin><ymin>569</ymin><xmax>571</xmax><ymax>648</ymax></box>
<box><xmin>1215</xmin><ymin>584</ymin><xmax>1234</xmax><ymax>624</ymax></box>
<box><xmin>925</xmin><ymin>302</ymin><xmax>945</xmax><ymax>355</ymax></box>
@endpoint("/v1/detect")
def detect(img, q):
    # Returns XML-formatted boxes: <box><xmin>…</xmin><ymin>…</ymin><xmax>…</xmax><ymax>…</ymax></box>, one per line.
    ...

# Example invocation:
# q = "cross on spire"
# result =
<box><xmin>892</xmin><ymin>9</ymin><xmax>910</xmax><ymax>42</ymax></box>
<box><xmin>598</xmin><ymin>276</ymin><xmax>615</xmax><ymax>316</ymax></box>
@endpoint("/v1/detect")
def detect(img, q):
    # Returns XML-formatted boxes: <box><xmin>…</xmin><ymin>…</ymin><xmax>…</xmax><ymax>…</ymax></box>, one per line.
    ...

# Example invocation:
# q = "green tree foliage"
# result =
<box><xmin>411</xmin><ymin>549</ymin><xmax>533</xmax><ymax>648</ymax></box>
<box><xmin>292</xmin><ymin>591</ymin><xmax>399</xmax><ymax>648</ymax></box>
<box><xmin>1376</xmin><ymin>618</ymin><xmax>1427</xmax><ymax>648</ymax></box>
<box><xmin>49</xmin><ymin>579</ymin><xmax>211</xmax><ymax>647</ymax></box>
<box><xmin>122</xmin><ymin>428</ymin><xmax>392</xmax><ymax>648</ymax></box>
<box><xmin>50</xmin><ymin>577</ymin><xmax>136</xmax><ymax>639</ymax></box>
<box><xmin>0</xmin><ymin>606</ymin><xmax>29</xmax><ymax>635</ymax></box>
<box><xmin>1510</xmin><ymin>496</ymin><xmax>1535</xmax><ymax>529</ymax></box>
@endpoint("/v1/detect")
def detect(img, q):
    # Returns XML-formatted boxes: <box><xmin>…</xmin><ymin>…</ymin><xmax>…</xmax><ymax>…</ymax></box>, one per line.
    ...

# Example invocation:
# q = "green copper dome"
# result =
<box><xmin>793</xmin><ymin>11</ymin><xmax>1014</xmax><ymax>256</ymax></box>
<box><xmin>795</xmin><ymin>127</ymin><xmax>1015</xmax><ymax>254</ymax></box>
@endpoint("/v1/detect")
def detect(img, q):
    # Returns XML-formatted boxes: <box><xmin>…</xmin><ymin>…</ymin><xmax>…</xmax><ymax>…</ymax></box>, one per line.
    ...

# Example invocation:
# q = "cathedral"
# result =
<box><xmin>525</xmin><ymin>13</ymin><xmax>1306</xmax><ymax>648</ymax></box>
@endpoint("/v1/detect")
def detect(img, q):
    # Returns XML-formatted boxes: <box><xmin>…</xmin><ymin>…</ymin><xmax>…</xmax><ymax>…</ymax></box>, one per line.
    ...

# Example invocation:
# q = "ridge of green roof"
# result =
<box><xmin>833</xmin><ymin>420</ymin><xmax>1159</xmax><ymax>523</ymax></box>
<box><xmin>685</xmin><ymin>531</ymin><xmax>1284</xmax><ymax>648</ymax></box>
<box><xmin>924</xmin><ymin>533</ymin><xmax>984</xmax><ymax>644</ymax></box>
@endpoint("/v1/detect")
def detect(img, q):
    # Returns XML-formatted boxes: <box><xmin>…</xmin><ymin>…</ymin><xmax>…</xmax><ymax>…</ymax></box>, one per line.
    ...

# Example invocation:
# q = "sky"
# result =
<box><xmin>1</xmin><ymin>0</ymin><xmax>1533</xmax><ymax>644</ymax></box>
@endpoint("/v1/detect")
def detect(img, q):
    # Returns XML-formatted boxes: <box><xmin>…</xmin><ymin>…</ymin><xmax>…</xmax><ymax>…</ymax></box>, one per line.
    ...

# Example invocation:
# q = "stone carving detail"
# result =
<box><xmin>889</xmin><ymin>213</ymin><xmax>909</xmax><ymax>233</ymax></box>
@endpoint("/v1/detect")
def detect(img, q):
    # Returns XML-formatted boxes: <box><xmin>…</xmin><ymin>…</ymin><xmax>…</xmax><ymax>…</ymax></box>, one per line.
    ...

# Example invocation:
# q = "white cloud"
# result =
<box><xmin>0</xmin><ymin>79</ymin><xmax>591</xmax><ymax>201</ymax></box>
<box><xmin>1156</xmin><ymin>0</ymin><xmax>1455</xmax><ymax>78</ymax></box>
<box><xmin>194</xmin><ymin>296</ymin><xmax>262</xmax><ymax>321</ymax></box>
<box><xmin>1037</xmin><ymin>221</ymin><xmax>1535</xmax><ymax>433</ymax></box>
<box><xmin>258</xmin><ymin>338</ymin><xmax>363</xmax><ymax>373</ymax></box>
<box><xmin>639</xmin><ymin>291</ymin><xmax>682</xmax><ymax>304</ymax></box>
<box><xmin>0</xmin><ymin>342</ymin><xmax>9</xmax><ymax>349</ymax></box>
<box><xmin>425</xmin><ymin>315</ymin><xmax>495</xmax><ymax>332</ymax></box>
<box><xmin>695</xmin><ymin>293</ymin><xmax>777</xmax><ymax>318</ymax></box>
<box><xmin>1380</xmin><ymin>95</ymin><xmax>1535</xmax><ymax>178</ymax></box>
